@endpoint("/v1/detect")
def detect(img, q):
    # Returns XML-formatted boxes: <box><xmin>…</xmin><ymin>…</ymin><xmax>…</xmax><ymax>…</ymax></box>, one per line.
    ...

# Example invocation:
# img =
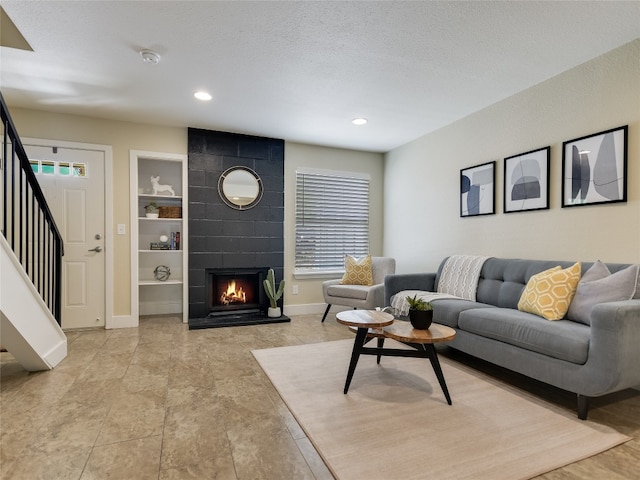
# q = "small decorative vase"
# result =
<box><xmin>409</xmin><ymin>309</ymin><xmax>433</xmax><ymax>330</ymax></box>
<box><xmin>268</xmin><ymin>307</ymin><xmax>281</xmax><ymax>318</ymax></box>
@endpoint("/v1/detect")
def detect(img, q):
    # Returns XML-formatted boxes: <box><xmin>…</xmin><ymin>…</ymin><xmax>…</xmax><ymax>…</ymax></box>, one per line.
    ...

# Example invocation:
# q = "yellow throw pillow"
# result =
<box><xmin>341</xmin><ymin>255</ymin><xmax>373</xmax><ymax>285</ymax></box>
<box><xmin>517</xmin><ymin>263</ymin><xmax>581</xmax><ymax>320</ymax></box>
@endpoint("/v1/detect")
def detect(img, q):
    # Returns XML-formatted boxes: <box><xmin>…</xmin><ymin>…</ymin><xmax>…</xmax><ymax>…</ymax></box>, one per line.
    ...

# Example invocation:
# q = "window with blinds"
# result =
<box><xmin>295</xmin><ymin>168</ymin><xmax>370</xmax><ymax>274</ymax></box>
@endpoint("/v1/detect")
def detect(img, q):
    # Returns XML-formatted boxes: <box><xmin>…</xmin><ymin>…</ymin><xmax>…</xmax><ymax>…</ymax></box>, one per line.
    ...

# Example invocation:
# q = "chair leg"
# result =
<box><xmin>321</xmin><ymin>304</ymin><xmax>332</xmax><ymax>322</ymax></box>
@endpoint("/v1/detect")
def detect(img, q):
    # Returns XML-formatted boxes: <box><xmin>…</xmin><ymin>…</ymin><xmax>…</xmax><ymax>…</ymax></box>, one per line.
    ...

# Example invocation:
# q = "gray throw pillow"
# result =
<box><xmin>634</xmin><ymin>266</ymin><xmax>640</xmax><ymax>299</ymax></box>
<box><xmin>567</xmin><ymin>261</ymin><xmax>639</xmax><ymax>325</ymax></box>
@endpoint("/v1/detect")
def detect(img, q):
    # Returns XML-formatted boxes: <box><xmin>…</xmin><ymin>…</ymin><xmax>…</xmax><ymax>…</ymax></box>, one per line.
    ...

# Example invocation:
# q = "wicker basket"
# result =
<box><xmin>159</xmin><ymin>206</ymin><xmax>182</xmax><ymax>218</ymax></box>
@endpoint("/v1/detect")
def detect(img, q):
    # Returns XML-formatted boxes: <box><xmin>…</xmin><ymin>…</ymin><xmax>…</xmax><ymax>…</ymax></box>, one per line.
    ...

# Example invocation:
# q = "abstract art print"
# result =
<box><xmin>460</xmin><ymin>161</ymin><xmax>495</xmax><ymax>217</ymax></box>
<box><xmin>562</xmin><ymin>126</ymin><xmax>628</xmax><ymax>207</ymax></box>
<box><xmin>504</xmin><ymin>147</ymin><xmax>550</xmax><ymax>213</ymax></box>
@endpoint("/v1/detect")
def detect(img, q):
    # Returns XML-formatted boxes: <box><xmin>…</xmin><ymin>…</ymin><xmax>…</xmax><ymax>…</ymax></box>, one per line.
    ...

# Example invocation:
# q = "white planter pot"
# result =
<box><xmin>267</xmin><ymin>307</ymin><xmax>281</xmax><ymax>318</ymax></box>
<box><xmin>145</xmin><ymin>212</ymin><xmax>159</xmax><ymax>218</ymax></box>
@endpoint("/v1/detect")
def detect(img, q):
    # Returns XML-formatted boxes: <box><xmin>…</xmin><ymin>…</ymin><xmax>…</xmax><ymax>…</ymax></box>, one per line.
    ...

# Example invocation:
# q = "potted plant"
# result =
<box><xmin>406</xmin><ymin>294</ymin><xmax>433</xmax><ymax>329</ymax></box>
<box><xmin>145</xmin><ymin>202</ymin><xmax>159</xmax><ymax>218</ymax></box>
<box><xmin>263</xmin><ymin>268</ymin><xmax>285</xmax><ymax>317</ymax></box>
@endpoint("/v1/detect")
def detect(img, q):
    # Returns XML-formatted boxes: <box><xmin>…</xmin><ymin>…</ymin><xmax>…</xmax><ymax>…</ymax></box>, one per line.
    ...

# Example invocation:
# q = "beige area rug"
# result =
<box><xmin>252</xmin><ymin>339</ymin><xmax>630</xmax><ymax>480</ymax></box>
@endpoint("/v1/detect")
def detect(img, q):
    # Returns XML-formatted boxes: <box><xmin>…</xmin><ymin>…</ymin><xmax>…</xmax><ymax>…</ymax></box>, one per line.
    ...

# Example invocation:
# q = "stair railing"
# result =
<box><xmin>1</xmin><ymin>91</ymin><xmax>64</xmax><ymax>325</ymax></box>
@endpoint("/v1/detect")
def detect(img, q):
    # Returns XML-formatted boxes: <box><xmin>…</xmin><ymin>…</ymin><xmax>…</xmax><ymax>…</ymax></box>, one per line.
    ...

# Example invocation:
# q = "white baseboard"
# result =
<box><xmin>106</xmin><ymin>315</ymin><xmax>138</xmax><ymax>329</ymax></box>
<box><xmin>140</xmin><ymin>301</ymin><xmax>182</xmax><ymax>316</ymax></box>
<box><xmin>283</xmin><ymin>303</ymin><xmax>350</xmax><ymax>317</ymax></box>
<box><xmin>44</xmin><ymin>339</ymin><xmax>68</xmax><ymax>368</ymax></box>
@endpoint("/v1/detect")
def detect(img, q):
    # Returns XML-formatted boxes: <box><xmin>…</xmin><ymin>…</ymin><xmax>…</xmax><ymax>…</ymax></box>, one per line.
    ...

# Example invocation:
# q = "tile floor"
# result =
<box><xmin>1</xmin><ymin>315</ymin><xmax>351</xmax><ymax>480</ymax></box>
<box><xmin>1</xmin><ymin>314</ymin><xmax>639</xmax><ymax>479</ymax></box>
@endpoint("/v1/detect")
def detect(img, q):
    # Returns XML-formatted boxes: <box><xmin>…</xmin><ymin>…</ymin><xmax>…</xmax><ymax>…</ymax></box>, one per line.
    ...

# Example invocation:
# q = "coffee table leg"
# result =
<box><xmin>376</xmin><ymin>337</ymin><xmax>385</xmax><ymax>364</ymax></box>
<box><xmin>424</xmin><ymin>344</ymin><xmax>452</xmax><ymax>405</ymax></box>
<box><xmin>344</xmin><ymin>327</ymin><xmax>368</xmax><ymax>394</ymax></box>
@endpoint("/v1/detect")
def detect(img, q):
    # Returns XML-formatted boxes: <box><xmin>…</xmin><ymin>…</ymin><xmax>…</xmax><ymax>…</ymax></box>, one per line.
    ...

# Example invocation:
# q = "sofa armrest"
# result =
<box><xmin>366</xmin><ymin>283</ymin><xmax>387</xmax><ymax>309</ymax></box>
<box><xmin>585</xmin><ymin>299</ymin><xmax>640</xmax><ymax>395</ymax></box>
<box><xmin>384</xmin><ymin>273</ymin><xmax>436</xmax><ymax>306</ymax></box>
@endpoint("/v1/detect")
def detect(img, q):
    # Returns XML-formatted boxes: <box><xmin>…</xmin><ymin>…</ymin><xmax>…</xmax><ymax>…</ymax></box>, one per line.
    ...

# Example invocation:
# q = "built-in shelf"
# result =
<box><xmin>139</xmin><ymin>280</ymin><xmax>184</xmax><ymax>286</ymax></box>
<box><xmin>130</xmin><ymin>150</ymin><xmax>188</xmax><ymax>323</ymax></box>
<box><xmin>139</xmin><ymin>193</ymin><xmax>183</xmax><ymax>199</ymax></box>
<box><xmin>138</xmin><ymin>250</ymin><xmax>183</xmax><ymax>253</ymax></box>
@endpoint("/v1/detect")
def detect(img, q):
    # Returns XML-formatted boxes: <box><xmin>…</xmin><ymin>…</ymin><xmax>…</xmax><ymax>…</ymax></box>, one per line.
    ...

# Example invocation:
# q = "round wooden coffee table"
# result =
<box><xmin>383</xmin><ymin>321</ymin><xmax>456</xmax><ymax>405</ymax></box>
<box><xmin>336</xmin><ymin>310</ymin><xmax>394</xmax><ymax>394</ymax></box>
<box><xmin>383</xmin><ymin>321</ymin><xmax>456</xmax><ymax>344</ymax></box>
<box><xmin>336</xmin><ymin>309</ymin><xmax>395</xmax><ymax>329</ymax></box>
<box><xmin>336</xmin><ymin>310</ymin><xmax>456</xmax><ymax>405</ymax></box>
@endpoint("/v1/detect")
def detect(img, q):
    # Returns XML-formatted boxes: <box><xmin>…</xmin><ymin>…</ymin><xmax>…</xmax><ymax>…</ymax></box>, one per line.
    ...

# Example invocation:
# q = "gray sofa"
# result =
<box><xmin>384</xmin><ymin>257</ymin><xmax>640</xmax><ymax>419</ymax></box>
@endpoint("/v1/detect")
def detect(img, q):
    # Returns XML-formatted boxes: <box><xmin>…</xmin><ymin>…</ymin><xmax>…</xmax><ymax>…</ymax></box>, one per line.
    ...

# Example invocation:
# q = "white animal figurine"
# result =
<box><xmin>150</xmin><ymin>175</ymin><xmax>175</xmax><ymax>196</ymax></box>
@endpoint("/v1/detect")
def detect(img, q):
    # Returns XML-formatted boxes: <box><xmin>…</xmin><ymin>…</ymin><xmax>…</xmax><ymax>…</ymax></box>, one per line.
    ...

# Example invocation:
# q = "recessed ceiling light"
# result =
<box><xmin>352</xmin><ymin>118</ymin><xmax>368</xmax><ymax>126</ymax></box>
<box><xmin>194</xmin><ymin>91</ymin><xmax>212</xmax><ymax>101</ymax></box>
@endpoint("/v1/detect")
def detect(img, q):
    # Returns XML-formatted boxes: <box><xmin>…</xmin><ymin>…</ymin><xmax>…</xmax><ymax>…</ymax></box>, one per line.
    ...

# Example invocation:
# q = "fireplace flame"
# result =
<box><xmin>220</xmin><ymin>280</ymin><xmax>247</xmax><ymax>305</ymax></box>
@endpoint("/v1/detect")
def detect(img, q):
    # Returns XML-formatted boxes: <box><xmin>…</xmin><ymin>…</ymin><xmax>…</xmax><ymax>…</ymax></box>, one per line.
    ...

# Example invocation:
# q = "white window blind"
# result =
<box><xmin>295</xmin><ymin>169</ymin><xmax>370</xmax><ymax>273</ymax></box>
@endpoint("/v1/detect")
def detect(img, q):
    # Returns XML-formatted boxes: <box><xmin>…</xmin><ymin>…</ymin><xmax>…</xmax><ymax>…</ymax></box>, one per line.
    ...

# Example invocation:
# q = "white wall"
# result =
<box><xmin>384</xmin><ymin>40</ymin><xmax>640</xmax><ymax>274</ymax></box>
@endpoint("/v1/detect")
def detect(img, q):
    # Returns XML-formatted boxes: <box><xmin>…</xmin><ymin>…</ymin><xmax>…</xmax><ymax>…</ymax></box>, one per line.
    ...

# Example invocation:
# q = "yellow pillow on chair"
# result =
<box><xmin>341</xmin><ymin>255</ymin><xmax>373</xmax><ymax>285</ymax></box>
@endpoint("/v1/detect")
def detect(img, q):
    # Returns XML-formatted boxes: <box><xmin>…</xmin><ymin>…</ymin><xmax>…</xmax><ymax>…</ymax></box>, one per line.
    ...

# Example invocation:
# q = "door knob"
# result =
<box><xmin>88</xmin><ymin>246</ymin><xmax>103</xmax><ymax>253</ymax></box>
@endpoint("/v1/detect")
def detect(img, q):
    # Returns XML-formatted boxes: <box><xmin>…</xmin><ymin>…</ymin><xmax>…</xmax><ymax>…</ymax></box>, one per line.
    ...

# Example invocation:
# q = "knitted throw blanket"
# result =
<box><xmin>390</xmin><ymin>291</ymin><xmax>460</xmax><ymax>317</ymax></box>
<box><xmin>437</xmin><ymin>255</ymin><xmax>491</xmax><ymax>301</ymax></box>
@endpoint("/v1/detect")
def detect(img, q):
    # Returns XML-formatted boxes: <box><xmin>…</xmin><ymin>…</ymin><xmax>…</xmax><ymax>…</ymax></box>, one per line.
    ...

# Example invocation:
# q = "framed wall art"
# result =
<box><xmin>562</xmin><ymin>125</ymin><xmax>628</xmax><ymax>207</ymax></box>
<box><xmin>460</xmin><ymin>161</ymin><xmax>495</xmax><ymax>217</ymax></box>
<box><xmin>503</xmin><ymin>146</ymin><xmax>550</xmax><ymax>213</ymax></box>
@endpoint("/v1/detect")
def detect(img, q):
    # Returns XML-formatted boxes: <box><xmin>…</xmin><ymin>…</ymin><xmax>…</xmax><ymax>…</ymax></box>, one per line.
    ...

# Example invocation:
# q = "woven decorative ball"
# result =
<box><xmin>153</xmin><ymin>265</ymin><xmax>171</xmax><ymax>281</ymax></box>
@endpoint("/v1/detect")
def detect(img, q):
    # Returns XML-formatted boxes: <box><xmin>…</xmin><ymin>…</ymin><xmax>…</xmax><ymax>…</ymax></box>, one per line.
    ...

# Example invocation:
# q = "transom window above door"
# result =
<box><xmin>30</xmin><ymin>159</ymin><xmax>87</xmax><ymax>177</ymax></box>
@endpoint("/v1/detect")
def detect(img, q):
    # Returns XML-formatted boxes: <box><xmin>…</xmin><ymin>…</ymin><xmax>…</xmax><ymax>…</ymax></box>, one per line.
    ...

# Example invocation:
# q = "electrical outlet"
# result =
<box><xmin>117</xmin><ymin>224</ymin><xmax>126</xmax><ymax>235</ymax></box>
<box><xmin>292</xmin><ymin>285</ymin><xmax>299</xmax><ymax>295</ymax></box>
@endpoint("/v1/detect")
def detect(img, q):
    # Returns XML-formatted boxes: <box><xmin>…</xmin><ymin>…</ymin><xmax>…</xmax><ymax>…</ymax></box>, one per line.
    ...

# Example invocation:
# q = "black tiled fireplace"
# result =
<box><xmin>187</xmin><ymin>128</ymin><xmax>288</xmax><ymax>329</ymax></box>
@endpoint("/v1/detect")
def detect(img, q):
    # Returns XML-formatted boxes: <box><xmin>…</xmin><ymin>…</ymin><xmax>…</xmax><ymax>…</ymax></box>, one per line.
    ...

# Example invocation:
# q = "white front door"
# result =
<box><xmin>24</xmin><ymin>144</ymin><xmax>105</xmax><ymax>329</ymax></box>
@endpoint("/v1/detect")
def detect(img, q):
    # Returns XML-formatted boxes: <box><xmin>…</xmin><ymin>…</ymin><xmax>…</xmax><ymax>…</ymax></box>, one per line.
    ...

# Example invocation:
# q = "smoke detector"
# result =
<box><xmin>139</xmin><ymin>49</ymin><xmax>160</xmax><ymax>65</ymax></box>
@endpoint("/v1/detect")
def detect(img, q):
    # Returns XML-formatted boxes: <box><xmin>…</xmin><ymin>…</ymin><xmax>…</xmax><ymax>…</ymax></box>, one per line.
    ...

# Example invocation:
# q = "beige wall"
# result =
<box><xmin>9</xmin><ymin>108</ymin><xmax>187</xmax><ymax>317</ymax></box>
<box><xmin>384</xmin><ymin>39</ymin><xmax>640</xmax><ymax>274</ymax></box>
<box><xmin>7</xmin><ymin>109</ymin><xmax>384</xmax><ymax>317</ymax></box>
<box><xmin>284</xmin><ymin>142</ymin><xmax>385</xmax><ymax>310</ymax></box>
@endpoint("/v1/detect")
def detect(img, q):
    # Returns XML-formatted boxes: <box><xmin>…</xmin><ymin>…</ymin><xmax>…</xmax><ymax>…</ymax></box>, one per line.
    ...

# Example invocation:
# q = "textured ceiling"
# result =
<box><xmin>1</xmin><ymin>1</ymin><xmax>639</xmax><ymax>152</ymax></box>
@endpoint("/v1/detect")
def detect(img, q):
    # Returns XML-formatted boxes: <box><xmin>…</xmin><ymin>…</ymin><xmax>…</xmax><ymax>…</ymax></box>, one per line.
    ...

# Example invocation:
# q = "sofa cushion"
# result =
<box><xmin>458</xmin><ymin>308</ymin><xmax>590</xmax><ymax>364</ymax></box>
<box><xmin>341</xmin><ymin>255</ymin><xmax>373</xmax><ymax>285</ymax></box>
<box><xmin>327</xmin><ymin>284</ymin><xmax>371</xmax><ymax>300</ymax></box>
<box><xmin>474</xmin><ymin>258</ymin><xmax>569</xmax><ymax>309</ymax></box>
<box><xmin>431</xmin><ymin>299</ymin><xmax>493</xmax><ymax>328</ymax></box>
<box><xmin>517</xmin><ymin>263</ymin><xmax>581</xmax><ymax>320</ymax></box>
<box><xmin>567</xmin><ymin>261</ymin><xmax>639</xmax><ymax>325</ymax></box>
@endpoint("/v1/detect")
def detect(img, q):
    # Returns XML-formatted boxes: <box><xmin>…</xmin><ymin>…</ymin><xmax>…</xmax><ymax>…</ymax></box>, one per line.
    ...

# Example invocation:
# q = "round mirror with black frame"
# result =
<box><xmin>218</xmin><ymin>166</ymin><xmax>263</xmax><ymax>210</ymax></box>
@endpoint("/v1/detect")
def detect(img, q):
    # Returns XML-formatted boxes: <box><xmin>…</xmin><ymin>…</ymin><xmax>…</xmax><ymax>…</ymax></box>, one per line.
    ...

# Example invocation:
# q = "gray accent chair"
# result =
<box><xmin>321</xmin><ymin>257</ymin><xmax>396</xmax><ymax>322</ymax></box>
